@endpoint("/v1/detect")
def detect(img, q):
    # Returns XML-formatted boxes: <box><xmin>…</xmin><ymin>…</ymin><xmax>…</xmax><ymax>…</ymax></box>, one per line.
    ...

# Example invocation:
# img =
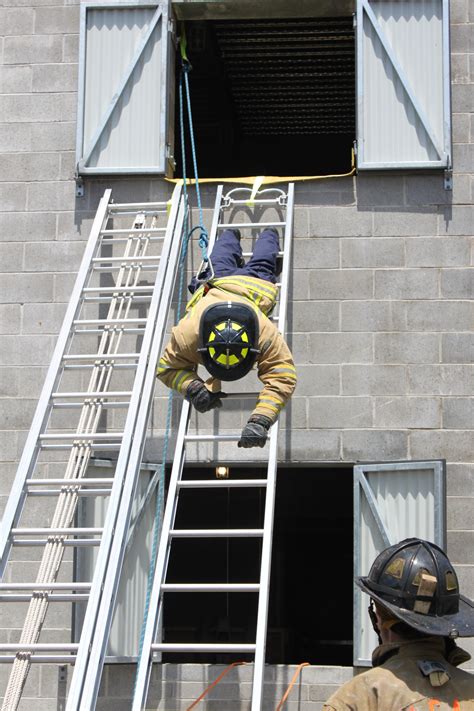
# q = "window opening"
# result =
<box><xmin>162</xmin><ymin>465</ymin><xmax>354</xmax><ymax>665</ymax></box>
<box><xmin>175</xmin><ymin>18</ymin><xmax>355</xmax><ymax>178</ymax></box>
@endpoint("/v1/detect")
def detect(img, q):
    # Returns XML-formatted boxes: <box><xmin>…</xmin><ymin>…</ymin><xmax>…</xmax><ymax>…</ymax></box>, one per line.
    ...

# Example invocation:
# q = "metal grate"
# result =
<box><xmin>214</xmin><ymin>17</ymin><xmax>355</xmax><ymax>135</ymax></box>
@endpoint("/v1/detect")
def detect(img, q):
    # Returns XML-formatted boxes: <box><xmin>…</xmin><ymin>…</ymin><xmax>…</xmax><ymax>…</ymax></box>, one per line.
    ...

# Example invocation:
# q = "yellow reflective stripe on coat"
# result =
<box><xmin>171</xmin><ymin>369</ymin><xmax>194</xmax><ymax>392</ymax></box>
<box><xmin>213</xmin><ymin>276</ymin><xmax>278</xmax><ymax>301</ymax></box>
<box><xmin>270</xmin><ymin>365</ymin><xmax>297</xmax><ymax>379</ymax></box>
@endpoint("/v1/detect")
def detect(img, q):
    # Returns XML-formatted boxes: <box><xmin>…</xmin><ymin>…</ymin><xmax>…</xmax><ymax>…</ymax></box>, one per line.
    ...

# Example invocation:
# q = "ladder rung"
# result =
<box><xmin>218</xmin><ymin>222</ymin><xmax>286</xmax><ymax>229</ymax></box>
<box><xmin>0</xmin><ymin>583</ymin><xmax>91</xmax><ymax>591</ymax></box>
<box><xmin>0</xmin><ymin>655</ymin><xmax>77</xmax><ymax>664</ymax></box>
<box><xmin>62</xmin><ymin>353</ymin><xmax>140</xmax><ymax>361</ymax></box>
<box><xmin>224</xmin><ymin>198</ymin><xmax>285</xmax><ymax>206</ymax></box>
<box><xmin>70</xmin><ymin>329</ymin><xmax>144</xmax><ymax>336</ymax></box>
<box><xmin>92</xmin><ymin>255</ymin><xmax>160</xmax><ymax>263</ymax></box>
<box><xmin>28</xmin><ymin>488</ymin><xmax>111</xmax><ymax>497</ymax></box>
<box><xmin>151</xmin><ymin>643</ymin><xmax>256</xmax><ymax>653</ymax></box>
<box><xmin>92</xmin><ymin>265</ymin><xmax>158</xmax><ymax>273</ymax></box>
<box><xmin>26</xmin><ymin>478</ymin><xmax>114</xmax><ymax>487</ymax></box>
<box><xmin>83</xmin><ymin>296</ymin><xmax>152</xmax><ymax>305</ymax></box>
<box><xmin>13</xmin><ymin>538</ymin><xmax>101</xmax><ymax>547</ymax></box>
<box><xmin>52</xmin><ymin>391</ymin><xmax>132</xmax><ymax>399</ymax></box>
<box><xmin>53</xmin><ymin>402</ymin><xmax>129</xmax><ymax>410</ymax></box>
<box><xmin>108</xmin><ymin>201</ymin><xmax>168</xmax><ymax>209</ymax></box>
<box><xmin>41</xmin><ymin>443</ymin><xmax>121</xmax><ymax>451</ymax></box>
<box><xmin>100</xmin><ymin>227</ymin><xmax>166</xmax><ymax>235</ymax></box>
<box><xmin>82</xmin><ymin>286</ymin><xmax>154</xmax><ymax>294</ymax></box>
<box><xmin>12</xmin><ymin>527</ymin><xmax>102</xmax><ymax>536</ymax></box>
<box><xmin>184</xmin><ymin>434</ymin><xmax>241</xmax><ymax>442</ymax></box>
<box><xmin>39</xmin><ymin>433</ymin><xmax>123</xmax><ymax>441</ymax></box>
<box><xmin>170</xmin><ymin>529</ymin><xmax>264</xmax><ymax>538</ymax></box>
<box><xmin>161</xmin><ymin>583</ymin><xmax>259</xmax><ymax>592</ymax></box>
<box><xmin>0</xmin><ymin>594</ymin><xmax>89</xmax><ymax>602</ymax></box>
<box><xmin>220</xmin><ymin>392</ymin><xmax>259</xmax><ymax>399</ymax></box>
<box><xmin>0</xmin><ymin>643</ymin><xmax>79</xmax><ymax>652</ymax></box>
<box><xmin>73</xmin><ymin>317</ymin><xmax>147</xmax><ymax>326</ymax></box>
<box><xmin>100</xmin><ymin>235</ymin><xmax>163</xmax><ymax>243</ymax></box>
<box><xmin>177</xmin><ymin>479</ymin><xmax>267</xmax><ymax>489</ymax></box>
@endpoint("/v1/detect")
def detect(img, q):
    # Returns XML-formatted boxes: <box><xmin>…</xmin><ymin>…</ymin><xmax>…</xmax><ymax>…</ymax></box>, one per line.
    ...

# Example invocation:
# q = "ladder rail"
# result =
<box><xmin>132</xmin><ymin>183</ymin><xmax>295</xmax><ymax>711</ymax></box>
<box><xmin>0</xmin><ymin>189</ymin><xmax>112</xmax><ymax>578</ymax></box>
<box><xmin>252</xmin><ymin>182</ymin><xmax>294</xmax><ymax>711</ymax></box>
<box><xmin>131</xmin><ymin>184</ymin><xmax>224</xmax><ymax>711</ymax></box>
<box><xmin>67</xmin><ymin>188</ymin><xmax>186</xmax><ymax>711</ymax></box>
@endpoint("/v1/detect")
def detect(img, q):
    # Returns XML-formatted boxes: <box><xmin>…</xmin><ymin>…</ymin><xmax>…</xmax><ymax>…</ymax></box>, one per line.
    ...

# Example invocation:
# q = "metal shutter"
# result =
<box><xmin>354</xmin><ymin>460</ymin><xmax>446</xmax><ymax>665</ymax></box>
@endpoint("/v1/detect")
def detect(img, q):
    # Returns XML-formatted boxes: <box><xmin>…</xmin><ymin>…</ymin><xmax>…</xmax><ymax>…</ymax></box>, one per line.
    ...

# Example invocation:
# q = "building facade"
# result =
<box><xmin>0</xmin><ymin>0</ymin><xmax>472</xmax><ymax>708</ymax></box>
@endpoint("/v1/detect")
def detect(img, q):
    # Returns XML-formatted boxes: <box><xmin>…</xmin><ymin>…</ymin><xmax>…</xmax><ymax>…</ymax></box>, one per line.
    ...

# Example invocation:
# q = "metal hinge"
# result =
<box><xmin>353</xmin><ymin>12</ymin><xmax>357</xmax><ymax>28</ymax></box>
<box><xmin>75</xmin><ymin>174</ymin><xmax>84</xmax><ymax>198</ymax></box>
<box><xmin>444</xmin><ymin>168</ymin><xmax>453</xmax><ymax>191</ymax></box>
<box><xmin>166</xmin><ymin>144</ymin><xmax>176</xmax><ymax>171</ymax></box>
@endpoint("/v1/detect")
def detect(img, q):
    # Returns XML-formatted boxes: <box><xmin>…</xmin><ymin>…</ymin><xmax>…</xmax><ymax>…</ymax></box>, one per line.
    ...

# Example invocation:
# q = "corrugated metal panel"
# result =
<box><xmin>77</xmin><ymin>3</ymin><xmax>170</xmax><ymax>174</ymax></box>
<box><xmin>354</xmin><ymin>461</ymin><xmax>445</xmax><ymax>665</ymax></box>
<box><xmin>357</xmin><ymin>0</ymin><xmax>450</xmax><ymax>168</ymax></box>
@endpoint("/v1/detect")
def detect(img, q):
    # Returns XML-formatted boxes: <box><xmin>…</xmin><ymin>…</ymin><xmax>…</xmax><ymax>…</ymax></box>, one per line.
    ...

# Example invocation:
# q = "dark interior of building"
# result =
<box><xmin>174</xmin><ymin>17</ymin><xmax>356</xmax><ymax>178</ymax></box>
<box><xmin>162</xmin><ymin>466</ymin><xmax>354</xmax><ymax>666</ymax></box>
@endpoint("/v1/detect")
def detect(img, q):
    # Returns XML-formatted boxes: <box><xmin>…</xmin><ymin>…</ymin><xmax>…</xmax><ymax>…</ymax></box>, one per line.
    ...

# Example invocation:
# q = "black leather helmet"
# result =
<box><xmin>356</xmin><ymin>538</ymin><xmax>474</xmax><ymax>638</ymax></box>
<box><xmin>198</xmin><ymin>301</ymin><xmax>259</xmax><ymax>381</ymax></box>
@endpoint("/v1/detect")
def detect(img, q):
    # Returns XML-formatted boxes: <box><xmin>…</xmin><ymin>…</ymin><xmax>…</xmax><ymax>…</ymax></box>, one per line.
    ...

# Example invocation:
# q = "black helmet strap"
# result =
<box><xmin>368</xmin><ymin>599</ymin><xmax>383</xmax><ymax>645</ymax></box>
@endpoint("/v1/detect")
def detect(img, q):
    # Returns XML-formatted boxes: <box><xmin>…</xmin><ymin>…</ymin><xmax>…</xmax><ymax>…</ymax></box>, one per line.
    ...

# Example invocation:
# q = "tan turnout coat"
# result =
<box><xmin>323</xmin><ymin>638</ymin><xmax>474</xmax><ymax>711</ymax></box>
<box><xmin>157</xmin><ymin>275</ymin><xmax>296</xmax><ymax>423</ymax></box>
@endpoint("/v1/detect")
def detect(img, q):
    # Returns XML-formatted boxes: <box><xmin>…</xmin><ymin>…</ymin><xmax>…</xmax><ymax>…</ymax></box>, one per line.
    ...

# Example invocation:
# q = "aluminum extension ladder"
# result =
<box><xmin>0</xmin><ymin>185</ymin><xmax>185</xmax><ymax>711</ymax></box>
<box><xmin>133</xmin><ymin>183</ymin><xmax>295</xmax><ymax>711</ymax></box>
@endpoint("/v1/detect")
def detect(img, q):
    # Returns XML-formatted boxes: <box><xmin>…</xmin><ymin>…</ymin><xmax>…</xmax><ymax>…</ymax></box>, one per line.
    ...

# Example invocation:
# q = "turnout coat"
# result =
<box><xmin>157</xmin><ymin>275</ymin><xmax>297</xmax><ymax>423</ymax></box>
<box><xmin>323</xmin><ymin>638</ymin><xmax>474</xmax><ymax>711</ymax></box>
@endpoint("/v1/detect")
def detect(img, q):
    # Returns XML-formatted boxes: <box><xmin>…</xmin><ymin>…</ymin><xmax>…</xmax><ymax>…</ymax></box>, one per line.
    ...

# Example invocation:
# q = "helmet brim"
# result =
<box><xmin>356</xmin><ymin>576</ymin><xmax>474</xmax><ymax>638</ymax></box>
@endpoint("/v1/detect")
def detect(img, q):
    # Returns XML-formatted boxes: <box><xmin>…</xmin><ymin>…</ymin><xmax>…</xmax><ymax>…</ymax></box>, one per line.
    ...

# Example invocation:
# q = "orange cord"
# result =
<box><xmin>275</xmin><ymin>662</ymin><xmax>310</xmax><ymax>710</ymax></box>
<box><xmin>185</xmin><ymin>661</ymin><xmax>248</xmax><ymax>711</ymax></box>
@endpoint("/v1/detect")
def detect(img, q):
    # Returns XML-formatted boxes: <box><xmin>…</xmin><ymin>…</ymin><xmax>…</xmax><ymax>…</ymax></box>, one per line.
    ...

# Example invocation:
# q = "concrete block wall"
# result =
<box><xmin>0</xmin><ymin>0</ymin><xmax>473</xmax><ymax>707</ymax></box>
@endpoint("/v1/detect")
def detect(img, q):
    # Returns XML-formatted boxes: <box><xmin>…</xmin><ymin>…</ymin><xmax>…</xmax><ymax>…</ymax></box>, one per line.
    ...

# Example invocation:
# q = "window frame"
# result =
<box><xmin>353</xmin><ymin>460</ymin><xmax>446</xmax><ymax>666</ymax></box>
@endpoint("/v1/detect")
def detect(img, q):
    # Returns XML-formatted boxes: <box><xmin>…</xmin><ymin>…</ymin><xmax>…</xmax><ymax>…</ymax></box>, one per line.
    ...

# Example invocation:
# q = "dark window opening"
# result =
<box><xmin>175</xmin><ymin>17</ymin><xmax>355</xmax><ymax>178</ymax></box>
<box><xmin>162</xmin><ymin>466</ymin><xmax>353</xmax><ymax>666</ymax></box>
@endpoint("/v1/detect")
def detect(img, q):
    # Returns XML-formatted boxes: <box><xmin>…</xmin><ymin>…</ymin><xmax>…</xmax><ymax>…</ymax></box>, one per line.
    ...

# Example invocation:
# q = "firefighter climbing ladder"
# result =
<box><xmin>132</xmin><ymin>182</ymin><xmax>295</xmax><ymax>711</ymax></box>
<box><xmin>0</xmin><ymin>185</ymin><xmax>185</xmax><ymax>711</ymax></box>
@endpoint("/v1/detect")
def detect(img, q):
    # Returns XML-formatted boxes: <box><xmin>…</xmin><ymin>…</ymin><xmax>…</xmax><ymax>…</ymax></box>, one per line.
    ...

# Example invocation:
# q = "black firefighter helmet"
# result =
<box><xmin>198</xmin><ymin>301</ymin><xmax>260</xmax><ymax>381</ymax></box>
<box><xmin>356</xmin><ymin>538</ymin><xmax>474</xmax><ymax>638</ymax></box>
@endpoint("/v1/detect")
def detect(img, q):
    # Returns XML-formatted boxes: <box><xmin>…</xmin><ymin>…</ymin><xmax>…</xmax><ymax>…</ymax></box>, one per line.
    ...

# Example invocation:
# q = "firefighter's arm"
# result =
<box><xmin>252</xmin><ymin>325</ymin><xmax>297</xmax><ymax>423</ymax></box>
<box><xmin>156</xmin><ymin>327</ymin><xmax>200</xmax><ymax>395</ymax></box>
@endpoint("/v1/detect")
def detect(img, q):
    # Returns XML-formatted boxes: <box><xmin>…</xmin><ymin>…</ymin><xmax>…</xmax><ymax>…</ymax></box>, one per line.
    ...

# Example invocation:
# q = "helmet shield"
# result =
<box><xmin>198</xmin><ymin>302</ymin><xmax>259</xmax><ymax>381</ymax></box>
<box><xmin>356</xmin><ymin>538</ymin><xmax>474</xmax><ymax>638</ymax></box>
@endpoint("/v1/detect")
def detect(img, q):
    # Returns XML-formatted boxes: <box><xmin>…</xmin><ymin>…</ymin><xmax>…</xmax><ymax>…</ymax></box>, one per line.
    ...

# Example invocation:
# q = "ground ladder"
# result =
<box><xmin>132</xmin><ymin>183</ymin><xmax>295</xmax><ymax>711</ymax></box>
<box><xmin>0</xmin><ymin>185</ymin><xmax>185</xmax><ymax>710</ymax></box>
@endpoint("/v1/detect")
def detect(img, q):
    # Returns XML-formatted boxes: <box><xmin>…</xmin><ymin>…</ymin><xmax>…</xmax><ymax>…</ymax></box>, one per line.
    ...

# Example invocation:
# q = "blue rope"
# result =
<box><xmin>133</xmin><ymin>52</ymin><xmax>196</xmax><ymax>696</ymax></box>
<box><xmin>181</xmin><ymin>61</ymin><xmax>209</xmax><ymax>263</ymax></box>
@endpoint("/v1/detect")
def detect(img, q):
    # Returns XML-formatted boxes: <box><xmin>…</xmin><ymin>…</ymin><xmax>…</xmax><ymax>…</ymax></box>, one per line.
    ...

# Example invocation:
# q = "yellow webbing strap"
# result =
<box><xmin>166</xmin><ymin>150</ymin><xmax>356</xmax><ymax>187</ymax></box>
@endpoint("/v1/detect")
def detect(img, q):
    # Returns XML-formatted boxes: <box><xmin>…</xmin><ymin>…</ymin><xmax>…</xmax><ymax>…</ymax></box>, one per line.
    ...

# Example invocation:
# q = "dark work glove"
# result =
<box><xmin>238</xmin><ymin>415</ymin><xmax>272</xmax><ymax>448</ymax></box>
<box><xmin>186</xmin><ymin>380</ymin><xmax>227</xmax><ymax>413</ymax></box>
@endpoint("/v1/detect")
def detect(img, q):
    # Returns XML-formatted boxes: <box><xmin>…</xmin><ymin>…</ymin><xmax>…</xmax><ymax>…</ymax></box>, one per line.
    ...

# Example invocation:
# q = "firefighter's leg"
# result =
<box><xmin>237</xmin><ymin>228</ymin><xmax>280</xmax><ymax>284</ymax></box>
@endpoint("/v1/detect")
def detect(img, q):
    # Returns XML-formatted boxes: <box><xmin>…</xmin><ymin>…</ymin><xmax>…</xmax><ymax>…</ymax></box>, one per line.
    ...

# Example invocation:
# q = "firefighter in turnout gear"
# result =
<box><xmin>157</xmin><ymin>228</ymin><xmax>296</xmax><ymax>448</ymax></box>
<box><xmin>323</xmin><ymin>538</ymin><xmax>474</xmax><ymax>711</ymax></box>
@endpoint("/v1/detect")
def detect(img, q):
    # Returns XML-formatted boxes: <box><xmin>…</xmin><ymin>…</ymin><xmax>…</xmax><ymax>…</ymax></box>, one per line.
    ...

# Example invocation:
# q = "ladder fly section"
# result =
<box><xmin>0</xmin><ymin>185</ymin><xmax>185</xmax><ymax>711</ymax></box>
<box><xmin>133</xmin><ymin>183</ymin><xmax>295</xmax><ymax>711</ymax></box>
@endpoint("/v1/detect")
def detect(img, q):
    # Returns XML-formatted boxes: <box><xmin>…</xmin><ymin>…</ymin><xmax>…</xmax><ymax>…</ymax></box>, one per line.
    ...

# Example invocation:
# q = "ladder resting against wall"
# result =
<box><xmin>0</xmin><ymin>185</ymin><xmax>185</xmax><ymax>711</ymax></box>
<box><xmin>132</xmin><ymin>183</ymin><xmax>295</xmax><ymax>711</ymax></box>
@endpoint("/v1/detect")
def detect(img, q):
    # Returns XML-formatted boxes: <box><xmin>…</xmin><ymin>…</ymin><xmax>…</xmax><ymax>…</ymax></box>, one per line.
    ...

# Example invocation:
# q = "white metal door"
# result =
<box><xmin>356</xmin><ymin>0</ymin><xmax>451</xmax><ymax>169</ymax></box>
<box><xmin>354</xmin><ymin>460</ymin><xmax>446</xmax><ymax>665</ymax></box>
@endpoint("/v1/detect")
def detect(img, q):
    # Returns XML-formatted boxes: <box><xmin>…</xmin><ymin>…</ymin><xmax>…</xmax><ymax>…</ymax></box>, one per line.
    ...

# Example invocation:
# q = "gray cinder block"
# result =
<box><xmin>406</xmin><ymin>301</ymin><xmax>472</xmax><ymax>331</ymax></box>
<box><xmin>293</xmin><ymin>301</ymin><xmax>340</xmax><ymax>332</ymax></box>
<box><xmin>442</xmin><ymin>397</ymin><xmax>473</xmax><ymax>429</ymax></box>
<box><xmin>374</xmin><ymin>268</ymin><xmax>439</xmax><ymax>300</ymax></box>
<box><xmin>374</xmin><ymin>396</ymin><xmax>440</xmax><ymax>429</ymax></box>
<box><xmin>441</xmin><ymin>334</ymin><xmax>474</xmax><ymax>363</ymax></box>
<box><xmin>308</xmin><ymin>269</ymin><xmax>373</xmax><ymax>300</ymax></box>
<box><xmin>309</xmin><ymin>207</ymin><xmax>372</xmax><ymax>237</ymax></box>
<box><xmin>373</xmin><ymin>208</ymin><xmax>437</xmax><ymax>236</ymax></box>
<box><xmin>309</xmin><ymin>396</ymin><xmax>372</xmax><ymax>428</ymax></box>
<box><xmin>341</xmin><ymin>238</ymin><xmax>404</xmax><ymax>268</ymax></box>
<box><xmin>341</xmin><ymin>301</ymin><xmax>406</xmax><ymax>332</ymax></box>
<box><xmin>342</xmin><ymin>365</ymin><xmax>406</xmax><ymax>395</ymax></box>
<box><xmin>408</xmin><ymin>365</ymin><xmax>473</xmax><ymax>395</ymax></box>
<box><xmin>3</xmin><ymin>35</ymin><xmax>63</xmax><ymax>65</ymax></box>
<box><xmin>410</xmin><ymin>430</ymin><xmax>473</xmax><ymax>461</ymax></box>
<box><xmin>309</xmin><ymin>333</ymin><xmax>372</xmax><ymax>364</ymax></box>
<box><xmin>34</xmin><ymin>6</ymin><xmax>80</xmax><ymax>34</ymax></box>
<box><xmin>405</xmin><ymin>237</ymin><xmax>470</xmax><ymax>266</ymax></box>
<box><xmin>342</xmin><ymin>429</ymin><xmax>408</xmax><ymax>461</ymax></box>
<box><xmin>440</xmin><ymin>269</ymin><xmax>474</xmax><ymax>298</ymax></box>
<box><xmin>374</xmin><ymin>333</ymin><xmax>439</xmax><ymax>364</ymax></box>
